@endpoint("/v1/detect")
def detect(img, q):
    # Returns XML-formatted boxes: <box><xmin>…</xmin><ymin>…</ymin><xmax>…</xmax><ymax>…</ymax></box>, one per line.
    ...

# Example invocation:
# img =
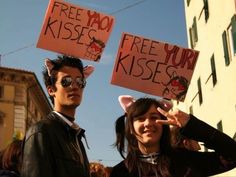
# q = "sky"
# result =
<box><xmin>0</xmin><ymin>0</ymin><xmax>187</xmax><ymax>167</ymax></box>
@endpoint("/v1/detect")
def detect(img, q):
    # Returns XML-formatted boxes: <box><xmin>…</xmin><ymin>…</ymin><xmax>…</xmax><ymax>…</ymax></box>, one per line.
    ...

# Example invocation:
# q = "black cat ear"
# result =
<box><xmin>45</xmin><ymin>58</ymin><xmax>55</xmax><ymax>76</ymax></box>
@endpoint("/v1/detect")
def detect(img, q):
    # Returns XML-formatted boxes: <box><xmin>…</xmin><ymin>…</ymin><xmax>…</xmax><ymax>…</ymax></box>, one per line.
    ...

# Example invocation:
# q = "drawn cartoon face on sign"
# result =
<box><xmin>162</xmin><ymin>69</ymin><xmax>188</xmax><ymax>101</ymax></box>
<box><xmin>85</xmin><ymin>37</ymin><xmax>105</xmax><ymax>61</ymax></box>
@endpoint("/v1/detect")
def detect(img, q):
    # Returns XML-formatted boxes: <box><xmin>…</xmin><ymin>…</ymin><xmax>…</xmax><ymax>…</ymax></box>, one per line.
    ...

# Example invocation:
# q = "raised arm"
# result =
<box><xmin>157</xmin><ymin>107</ymin><xmax>236</xmax><ymax>174</ymax></box>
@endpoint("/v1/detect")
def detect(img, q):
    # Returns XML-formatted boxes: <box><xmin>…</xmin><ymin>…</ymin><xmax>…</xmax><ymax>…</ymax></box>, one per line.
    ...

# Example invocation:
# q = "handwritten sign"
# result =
<box><xmin>37</xmin><ymin>0</ymin><xmax>115</xmax><ymax>62</ymax></box>
<box><xmin>111</xmin><ymin>32</ymin><xmax>199</xmax><ymax>101</ymax></box>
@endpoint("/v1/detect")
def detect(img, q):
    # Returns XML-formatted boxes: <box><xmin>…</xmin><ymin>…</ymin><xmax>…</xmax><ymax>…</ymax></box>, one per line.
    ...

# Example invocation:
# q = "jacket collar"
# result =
<box><xmin>52</xmin><ymin>111</ymin><xmax>90</xmax><ymax>149</ymax></box>
<box><xmin>53</xmin><ymin>111</ymin><xmax>79</xmax><ymax>129</ymax></box>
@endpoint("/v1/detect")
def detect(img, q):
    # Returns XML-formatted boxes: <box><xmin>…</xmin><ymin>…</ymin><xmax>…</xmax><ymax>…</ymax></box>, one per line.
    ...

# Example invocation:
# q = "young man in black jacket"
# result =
<box><xmin>21</xmin><ymin>55</ymin><xmax>94</xmax><ymax>177</ymax></box>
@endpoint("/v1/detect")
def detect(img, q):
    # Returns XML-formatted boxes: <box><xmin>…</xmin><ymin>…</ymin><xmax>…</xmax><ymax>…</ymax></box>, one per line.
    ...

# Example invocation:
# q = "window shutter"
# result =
<box><xmin>197</xmin><ymin>78</ymin><xmax>203</xmax><ymax>105</ymax></box>
<box><xmin>189</xmin><ymin>28</ymin><xmax>194</xmax><ymax>48</ymax></box>
<box><xmin>210</xmin><ymin>55</ymin><xmax>217</xmax><ymax>86</ymax></box>
<box><xmin>222</xmin><ymin>31</ymin><xmax>230</xmax><ymax>66</ymax></box>
<box><xmin>203</xmin><ymin>0</ymin><xmax>209</xmax><ymax>22</ymax></box>
<box><xmin>187</xmin><ymin>0</ymin><xmax>191</xmax><ymax>6</ymax></box>
<box><xmin>231</xmin><ymin>15</ymin><xmax>236</xmax><ymax>54</ymax></box>
<box><xmin>193</xmin><ymin>17</ymin><xmax>198</xmax><ymax>42</ymax></box>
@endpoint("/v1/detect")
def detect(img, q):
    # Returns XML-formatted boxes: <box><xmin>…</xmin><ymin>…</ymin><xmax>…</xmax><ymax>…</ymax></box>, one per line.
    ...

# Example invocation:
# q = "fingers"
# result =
<box><xmin>156</xmin><ymin>119</ymin><xmax>180</xmax><ymax>127</ymax></box>
<box><xmin>157</xmin><ymin>107</ymin><xmax>182</xmax><ymax>127</ymax></box>
<box><xmin>157</xmin><ymin>107</ymin><xmax>168</xmax><ymax>117</ymax></box>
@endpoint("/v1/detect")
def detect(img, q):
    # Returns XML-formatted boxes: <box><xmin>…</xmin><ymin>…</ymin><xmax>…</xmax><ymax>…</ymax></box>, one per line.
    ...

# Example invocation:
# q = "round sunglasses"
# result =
<box><xmin>59</xmin><ymin>76</ymin><xmax>86</xmax><ymax>88</ymax></box>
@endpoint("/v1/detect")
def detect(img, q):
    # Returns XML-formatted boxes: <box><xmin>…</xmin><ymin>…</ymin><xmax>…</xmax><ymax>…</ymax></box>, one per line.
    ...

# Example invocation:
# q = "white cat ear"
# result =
<box><xmin>118</xmin><ymin>95</ymin><xmax>136</xmax><ymax>112</ymax></box>
<box><xmin>44</xmin><ymin>58</ymin><xmax>54</xmax><ymax>77</ymax></box>
<box><xmin>83</xmin><ymin>65</ymin><xmax>94</xmax><ymax>78</ymax></box>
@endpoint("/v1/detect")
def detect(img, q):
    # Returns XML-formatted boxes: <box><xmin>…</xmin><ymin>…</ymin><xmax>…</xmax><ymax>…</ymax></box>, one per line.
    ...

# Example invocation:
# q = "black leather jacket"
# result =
<box><xmin>21</xmin><ymin>112</ymin><xmax>90</xmax><ymax>177</ymax></box>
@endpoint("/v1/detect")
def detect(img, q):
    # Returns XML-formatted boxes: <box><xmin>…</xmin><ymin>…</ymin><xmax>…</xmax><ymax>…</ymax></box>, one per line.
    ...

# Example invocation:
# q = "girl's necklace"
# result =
<box><xmin>139</xmin><ymin>152</ymin><xmax>160</xmax><ymax>165</ymax></box>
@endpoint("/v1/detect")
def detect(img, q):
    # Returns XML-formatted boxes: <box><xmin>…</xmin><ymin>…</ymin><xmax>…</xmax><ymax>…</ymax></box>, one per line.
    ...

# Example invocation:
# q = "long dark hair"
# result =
<box><xmin>114</xmin><ymin>97</ymin><xmax>172</xmax><ymax>177</ymax></box>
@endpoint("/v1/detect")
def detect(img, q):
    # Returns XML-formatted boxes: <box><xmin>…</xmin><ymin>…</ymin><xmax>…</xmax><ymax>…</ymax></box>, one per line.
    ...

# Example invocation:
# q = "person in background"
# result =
<box><xmin>110</xmin><ymin>95</ymin><xmax>236</xmax><ymax>177</ymax></box>
<box><xmin>104</xmin><ymin>166</ymin><xmax>113</xmax><ymax>177</ymax></box>
<box><xmin>170</xmin><ymin>126</ymin><xmax>201</xmax><ymax>151</ymax></box>
<box><xmin>21</xmin><ymin>55</ymin><xmax>94</xmax><ymax>177</ymax></box>
<box><xmin>90</xmin><ymin>162</ymin><xmax>107</xmax><ymax>177</ymax></box>
<box><xmin>0</xmin><ymin>137</ymin><xmax>23</xmax><ymax>177</ymax></box>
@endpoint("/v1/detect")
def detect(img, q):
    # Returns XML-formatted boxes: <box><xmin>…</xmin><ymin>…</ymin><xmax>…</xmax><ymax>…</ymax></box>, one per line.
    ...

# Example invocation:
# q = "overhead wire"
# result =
<box><xmin>110</xmin><ymin>0</ymin><xmax>149</xmax><ymax>15</ymax></box>
<box><xmin>1</xmin><ymin>0</ymin><xmax>149</xmax><ymax>61</ymax></box>
<box><xmin>1</xmin><ymin>43</ymin><xmax>35</xmax><ymax>58</ymax></box>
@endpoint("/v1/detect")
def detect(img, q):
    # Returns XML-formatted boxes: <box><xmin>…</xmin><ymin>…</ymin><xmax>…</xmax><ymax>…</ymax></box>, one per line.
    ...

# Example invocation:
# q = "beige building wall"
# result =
<box><xmin>0</xmin><ymin>67</ymin><xmax>52</xmax><ymax>150</ymax></box>
<box><xmin>176</xmin><ymin>0</ymin><xmax>236</xmax><ymax>176</ymax></box>
<box><xmin>0</xmin><ymin>85</ymin><xmax>15</xmax><ymax>149</ymax></box>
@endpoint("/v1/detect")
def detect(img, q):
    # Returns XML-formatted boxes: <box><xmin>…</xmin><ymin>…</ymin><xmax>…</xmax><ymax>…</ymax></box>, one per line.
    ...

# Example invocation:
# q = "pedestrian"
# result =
<box><xmin>110</xmin><ymin>95</ymin><xmax>236</xmax><ymax>177</ymax></box>
<box><xmin>90</xmin><ymin>162</ymin><xmax>107</xmax><ymax>177</ymax></box>
<box><xmin>0</xmin><ymin>138</ymin><xmax>23</xmax><ymax>177</ymax></box>
<box><xmin>21</xmin><ymin>55</ymin><xmax>94</xmax><ymax>177</ymax></box>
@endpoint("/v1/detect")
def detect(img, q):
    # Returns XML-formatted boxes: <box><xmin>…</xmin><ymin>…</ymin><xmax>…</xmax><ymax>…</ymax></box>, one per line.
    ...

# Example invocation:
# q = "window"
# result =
<box><xmin>189</xmin><ymin>17</ymin><xmax>198</xmax><ymax>48</ymax></box>
<box><xmin>0</xmin><ymin>86</ymin><xmax>3</xmax><ymax>98</ymax></box>
<box><xmin>210</xmin><ymin>55</ymin><xmax>217</xmax><ymax>86</ymax></box>
<box><xmin>197</xmin><ymin>78</ymin><xmax>203</xmax><ymax>105</ymax></box>
<box><xmin>15</xmin><ymin>86</ymin><xmax>25</xmax><ymax>102</ymax></box>
<box><xmin>222</xmin><ymin>16</ymin><xmax>236</xmax><ymax>66</ymax></box>
<box><xmin>229</xmin><ymin>15</ymin><xmax>236</xmax><ymax>56</ymax></box>
<box><xmin>203</xmin><ymin>0</ymin><xmax>209</xmax><ymax>22</ymax></box>
<box><xmin>217</xmin><ymin>120</ymin><xmax>223</xmax><ymax>132</ymax></box>
<box><xmin>222</xmin><ymin>30</ymin><xmax>230</xmax><ymax>66</ymax></box>
<box><xmin>0</xmin><ymin>111</ymin><xmax>5</xmax><ymax>125</ymax></box>
<box><xmin>189</xmin><ymin>28</ymin><xmax>194</xmax><ymax>48</ymax></box>
<box><xmin>187</xmin><ymin>0</ymin><xmax>191</xmax><ymax>6</ymax></box>
<box><xmin>189</xmin><ymin>106</ymin><xmax>193</xmax><ymax>114</ymax></box>
<box><xmin>228</xmin><ymin>25</ymin><xmax>235</xmax><ymax>57</ymax></box>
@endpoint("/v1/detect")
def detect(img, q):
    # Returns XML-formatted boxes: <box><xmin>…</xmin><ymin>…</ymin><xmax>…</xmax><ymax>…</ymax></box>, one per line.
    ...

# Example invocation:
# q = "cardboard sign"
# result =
<box><xmin>37</xmin><ymin>0</ymin><xmax>115</xmax><ymax>62</ymax></box>
<box><xmin>111</xmin><ymin>32</ymin><xmax>199</xmax><ymax>101</ymax></box>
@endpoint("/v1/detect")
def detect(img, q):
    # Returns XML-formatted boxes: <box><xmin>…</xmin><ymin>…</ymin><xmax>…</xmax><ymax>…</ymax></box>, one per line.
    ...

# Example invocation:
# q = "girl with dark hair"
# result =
<box><xmin>110</xmin><ymin>95</ymin><xmax>236</xmax><ymax>177</ymax></box>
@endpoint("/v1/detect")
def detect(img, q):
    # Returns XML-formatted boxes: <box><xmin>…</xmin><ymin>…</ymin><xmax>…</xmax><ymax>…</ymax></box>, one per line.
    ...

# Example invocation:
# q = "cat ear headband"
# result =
<box><xmin>118</xmin><ymin>95</ymin><xmax>135</xmax><ymax>112</ymax></box>
<box><xmin>44</xmin><ymin>58</ymin><xmax>94</xmax><ymax>78</ymax></box>
<box><xmin>118</xmin><ymin>95</ymin><xmax>173</xmax><ymax>112</ymax></box>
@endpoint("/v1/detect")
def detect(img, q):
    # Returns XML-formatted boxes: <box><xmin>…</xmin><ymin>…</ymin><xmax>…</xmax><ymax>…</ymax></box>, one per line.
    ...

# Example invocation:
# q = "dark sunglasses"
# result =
<box><xmin>60</xmin><ymin>77</ymin><xmax>86</xmax><ymax>88</ymax></box>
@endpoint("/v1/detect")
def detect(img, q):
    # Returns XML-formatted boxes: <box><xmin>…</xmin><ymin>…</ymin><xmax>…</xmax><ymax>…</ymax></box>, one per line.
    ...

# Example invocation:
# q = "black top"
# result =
<box><xmin>0</xmin><ymin>170</ymin><xmax>20</xmax><ymax>177</ymax></box>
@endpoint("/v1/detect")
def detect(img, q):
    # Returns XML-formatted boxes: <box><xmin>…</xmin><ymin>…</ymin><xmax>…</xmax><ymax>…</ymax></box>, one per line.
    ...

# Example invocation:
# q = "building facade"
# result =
<box><xmin>177</xmin><ymin>0</ymin><xmax>236</xmax><ymax>176</ymax></box>
<box><xmin>0</xmin><ymin>66</ymin><xmax>52</xmax><ymax>150</ymax></box>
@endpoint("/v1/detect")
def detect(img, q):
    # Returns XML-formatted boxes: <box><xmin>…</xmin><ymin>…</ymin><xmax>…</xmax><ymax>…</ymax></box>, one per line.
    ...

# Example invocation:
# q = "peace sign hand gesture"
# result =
<box><xmin>157</xmin><ymin>107</ymin><xmax>190</xmax><ymax>128</ymax></box>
